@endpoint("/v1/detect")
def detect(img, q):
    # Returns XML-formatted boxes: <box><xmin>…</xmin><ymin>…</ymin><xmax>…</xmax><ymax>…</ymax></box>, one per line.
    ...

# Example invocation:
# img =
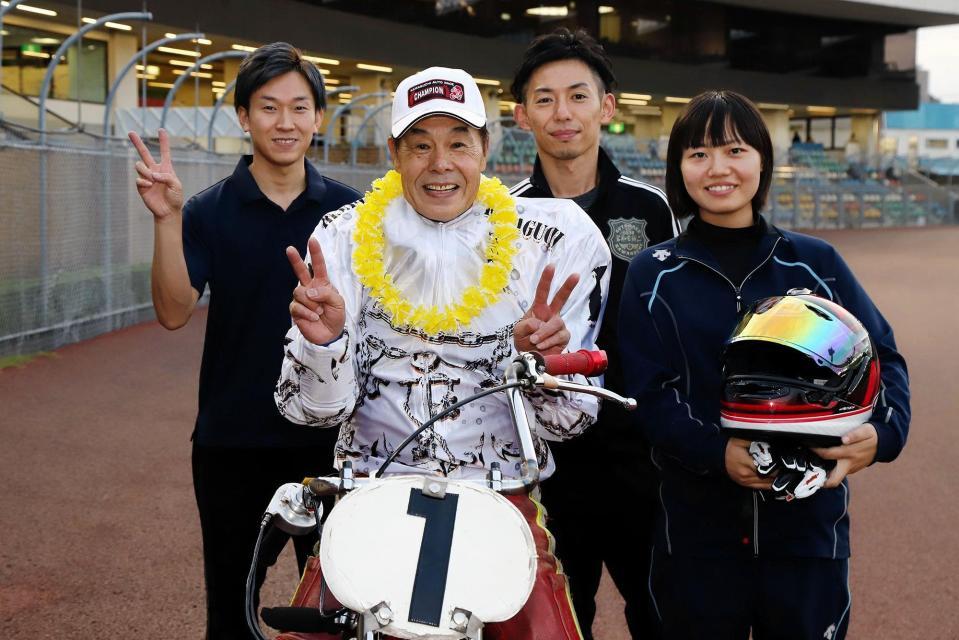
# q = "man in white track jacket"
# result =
<box><xmin>276</xmin><ymin>66</ymin><xmax>610</xmax><ymax>482</ymax></box>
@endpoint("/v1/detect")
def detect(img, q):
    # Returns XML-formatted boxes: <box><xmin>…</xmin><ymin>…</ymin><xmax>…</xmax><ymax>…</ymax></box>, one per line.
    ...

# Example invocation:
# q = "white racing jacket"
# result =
<box><xmin>276</xmin><ymin>193</ymin><xmax>611</xmax><ymax>479</ymax></box>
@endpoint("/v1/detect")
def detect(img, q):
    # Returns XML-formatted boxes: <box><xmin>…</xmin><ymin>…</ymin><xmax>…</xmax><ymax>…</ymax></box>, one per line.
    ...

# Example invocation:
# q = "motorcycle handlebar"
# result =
<box><xmin>308</xmin><ymin>472</ymin><xmax>538</xmax><ymax>496</ymax></box>
<box><xmin>542</xmin><ymin>349</ymin><xmax>607</xmax><ymax>377</ymax></box>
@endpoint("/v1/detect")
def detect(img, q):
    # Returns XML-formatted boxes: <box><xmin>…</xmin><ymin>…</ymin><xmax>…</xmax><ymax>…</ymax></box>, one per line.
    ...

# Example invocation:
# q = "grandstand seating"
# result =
<box><xmin>488</xmin><ymin>128</ymin><xmax>666</xmax><ymax>185</ymax></box>
<box><xmin>488</xmin><ymin>127</ymin><xmax>537</xmax><ymax>176</ymax></box>
<box><xmin>487</xmin><ymin>129</ymin><xmax>952</xmax><ymax>227</ymax></box>
<box><xmin>788</xmin><ymin>143</ymin><xmax>848</xmax><ymax>179</ymax></box>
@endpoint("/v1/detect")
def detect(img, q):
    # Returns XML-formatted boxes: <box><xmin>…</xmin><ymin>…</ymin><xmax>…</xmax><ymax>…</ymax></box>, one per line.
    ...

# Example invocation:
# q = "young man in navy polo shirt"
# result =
<box><xmin>129</xmin><ymin>42</ymin><xmax>360</xmax><ymax>639</ymax></box>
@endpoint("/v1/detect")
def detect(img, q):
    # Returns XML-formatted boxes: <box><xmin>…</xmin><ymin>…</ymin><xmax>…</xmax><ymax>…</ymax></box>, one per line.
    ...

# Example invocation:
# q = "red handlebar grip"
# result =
<box><xmin>542</xmin><ymin>350</ymin><xmax>608</xmax><ymax>377</ymax></box>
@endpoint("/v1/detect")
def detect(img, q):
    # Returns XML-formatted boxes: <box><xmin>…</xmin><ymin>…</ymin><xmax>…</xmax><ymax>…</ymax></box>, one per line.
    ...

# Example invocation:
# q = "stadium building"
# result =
<box><xmin>2</xmin><ymin>0</ymin><xmax>958</xmax><ymax>151</ymax></box>
<box><xmin>882</xmin><ymin>102</ymin><xmax>959</xmax><ymax>185</ymax></box>
<box><xmin>1</xmin><ymin>0</ymin><xmax>958</xmax><ymax>356</ymax></box>
<box><xmin>883</xmin><ymin>102</ymin><xmax>959</xmax><ymax>159</ymax></box>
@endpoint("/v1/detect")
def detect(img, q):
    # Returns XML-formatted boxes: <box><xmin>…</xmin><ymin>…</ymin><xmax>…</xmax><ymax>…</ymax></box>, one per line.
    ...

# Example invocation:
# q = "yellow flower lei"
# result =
<box><xmin>352</xmin><ymin>169</ymin><xmax>520</xmax><ymax>335</ymax></box>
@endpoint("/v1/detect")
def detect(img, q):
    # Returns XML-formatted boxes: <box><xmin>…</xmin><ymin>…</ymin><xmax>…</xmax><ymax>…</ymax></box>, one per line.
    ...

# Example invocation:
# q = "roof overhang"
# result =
<box><xmin>709</xmin><ymin>0</ymin><xmax>959</xmax><ymax>27</ymax></box>
<box><xmin>72</xmin><ymin>0</ymin><xmax>923</xmax><ymax>110</ymax></box>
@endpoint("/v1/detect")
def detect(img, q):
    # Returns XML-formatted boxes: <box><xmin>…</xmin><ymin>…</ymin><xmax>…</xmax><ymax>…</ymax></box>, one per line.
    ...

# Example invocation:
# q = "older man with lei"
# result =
<box><xmin>275</xmin><ymin>67</ymin><xmax>610</xmax><ymax>639</ymax></box>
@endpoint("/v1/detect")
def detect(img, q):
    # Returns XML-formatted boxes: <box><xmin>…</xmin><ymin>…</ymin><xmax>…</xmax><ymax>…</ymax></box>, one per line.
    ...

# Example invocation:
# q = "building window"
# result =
<box><xmin>925</xmin><ymin>138</ymin><xmax>948</xmax><ymax>149</ymax></box>
<box><xmin>0</xmin><ymin>23</ymin><xmax>107</xmax><ymax>103</ymax></box>
<box><xmin>789</xmin><ymin>115</ymin><xmax>852</xmax><ymax>150</ymax></box>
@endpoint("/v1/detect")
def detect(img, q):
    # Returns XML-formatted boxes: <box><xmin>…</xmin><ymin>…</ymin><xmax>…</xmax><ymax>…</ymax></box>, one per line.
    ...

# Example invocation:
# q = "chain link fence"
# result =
<box><xmin>0</xmin><ymin>138</ymin><xmax>384</xmax><ymax>358</ymax></box>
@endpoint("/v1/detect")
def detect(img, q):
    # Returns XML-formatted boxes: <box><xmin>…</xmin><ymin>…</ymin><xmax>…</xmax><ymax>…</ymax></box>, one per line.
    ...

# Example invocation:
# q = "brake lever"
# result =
<box><xmin>539</xmin><ymin>378</ymin><xmax>638</xmax><ymax>411</ymax></box>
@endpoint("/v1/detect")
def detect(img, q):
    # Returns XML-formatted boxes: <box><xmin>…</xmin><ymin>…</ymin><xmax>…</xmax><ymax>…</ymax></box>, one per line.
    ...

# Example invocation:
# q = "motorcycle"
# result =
<box><xmin>247</xmin><ymin>350</ymin><xmax>635</xmax><ymax>640</ymax></box>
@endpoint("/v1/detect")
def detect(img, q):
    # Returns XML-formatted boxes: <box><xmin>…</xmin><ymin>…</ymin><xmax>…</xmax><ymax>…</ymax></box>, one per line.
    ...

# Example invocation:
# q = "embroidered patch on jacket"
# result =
<box><xmin>606</xmin><ymin>218</ymin><xmax>649</xmax><ymax>261</ymax></box>
<box><xmin>653</xmin><ymin>249</ymin><xmax>671</xmax><ymax>262</ymax></box>
<box><xmin>408</xmin><ymin>79</ymin><xmax>465</xmax><ymax>107</ymax></box>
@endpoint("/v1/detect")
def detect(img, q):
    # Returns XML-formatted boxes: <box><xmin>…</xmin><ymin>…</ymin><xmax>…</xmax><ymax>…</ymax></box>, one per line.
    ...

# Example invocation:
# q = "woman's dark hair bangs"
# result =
<box><xmin>678</xmin><ymin>97</ymin><xmax>763</xmax><ymax>153</ymax></box>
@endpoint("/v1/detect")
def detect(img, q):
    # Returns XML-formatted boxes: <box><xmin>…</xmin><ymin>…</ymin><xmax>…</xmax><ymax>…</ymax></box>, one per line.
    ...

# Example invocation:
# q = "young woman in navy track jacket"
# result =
<box><xmin>618</xmin><ymin>91</ymin><xmax>910</xmax><ymax>640</ymax></box>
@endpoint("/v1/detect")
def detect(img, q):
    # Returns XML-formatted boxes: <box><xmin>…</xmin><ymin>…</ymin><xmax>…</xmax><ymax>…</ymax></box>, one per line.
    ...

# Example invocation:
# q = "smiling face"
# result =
<box><xmin>665</xmin><ymin>92</ymin><xmax>774</xmax><ymax>224</ymax></box>
<box><xmin>680</xmin><ymin>133</ymin><xmax>762</xmax><ymax>228</ymax></box>
<box><xmin>513</xmin><ymin>59</ymin><xmax>615</xmax><ymax>162</ymax></box>
<box><xmin>237</xmin><ymin>71</ymin><xmax>323</xmax><ymax>169</ymax></box>
<box><xmin>388</xmin><ymin>116</ymin><xmax>489</xmax><ymax>222</ymax></box>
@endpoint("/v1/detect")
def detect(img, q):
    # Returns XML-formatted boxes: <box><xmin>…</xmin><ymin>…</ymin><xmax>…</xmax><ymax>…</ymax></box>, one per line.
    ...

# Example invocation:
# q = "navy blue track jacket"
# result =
<box><xmin>619</xmin><ymin>220</ymin><xmax>909</xmax><ymax>559</ymax></box>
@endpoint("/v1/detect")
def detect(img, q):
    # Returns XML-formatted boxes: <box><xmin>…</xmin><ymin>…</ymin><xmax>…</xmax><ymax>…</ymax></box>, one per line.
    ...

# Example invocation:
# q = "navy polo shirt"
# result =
<box><xmin>182</xmin><ymin>156</ymin><xmax>360</xmax><ymax>447</ymax></box>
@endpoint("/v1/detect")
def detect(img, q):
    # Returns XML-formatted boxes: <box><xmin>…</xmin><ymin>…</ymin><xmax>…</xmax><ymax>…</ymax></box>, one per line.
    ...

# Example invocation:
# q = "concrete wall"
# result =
<box><xmin>106</xmin><ymin>32</ymin><xmax>139</xmax><ymax>111</ymax></box>
<box><xmin>762</xmin><ymin>109</ymin><xmax>792</xmax><ymax>160</ymax></box>
<box><xmin>851</xmin><ymin>115</ymin><xmax>882</xmax><ymax>160</ymax></box>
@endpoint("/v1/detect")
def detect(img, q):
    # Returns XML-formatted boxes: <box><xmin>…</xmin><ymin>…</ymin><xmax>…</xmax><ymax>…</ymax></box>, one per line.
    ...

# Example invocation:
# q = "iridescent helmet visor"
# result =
<box><xmin>720</xmin><ymin>293</ymin><xmax>880</xmax><ymax>441</ymax></box>
<box><xmin>726</xmin><ymin>294</ymin><xmax>871</xmax><ymax>376</ymax></box>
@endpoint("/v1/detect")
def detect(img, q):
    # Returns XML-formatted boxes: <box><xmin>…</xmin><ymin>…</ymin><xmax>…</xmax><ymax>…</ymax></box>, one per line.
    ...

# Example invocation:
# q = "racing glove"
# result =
<box><xmin>749</xmin><ymin>441</ymin><xmax>828</xmax><ymax>502</ymax></box>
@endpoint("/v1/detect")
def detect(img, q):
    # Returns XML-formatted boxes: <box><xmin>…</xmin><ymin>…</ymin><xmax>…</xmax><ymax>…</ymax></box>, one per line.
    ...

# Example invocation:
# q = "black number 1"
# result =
<box><xmin>406</xmin><ymin>488</ymin><xmax>459</xmax><ymax>627</ymax></box>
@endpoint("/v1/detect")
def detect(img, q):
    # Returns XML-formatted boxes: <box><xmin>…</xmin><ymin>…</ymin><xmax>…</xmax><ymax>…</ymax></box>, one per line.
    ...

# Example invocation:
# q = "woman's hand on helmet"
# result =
<box><xmin>811</xmin><ymin>423</ymin><xmax>878</xmax><ymax>488</ymax></box>
<box><xmin>725</xmin><ymin>438</ymin><xmax>775</xmax><ymax>490</ymax></box>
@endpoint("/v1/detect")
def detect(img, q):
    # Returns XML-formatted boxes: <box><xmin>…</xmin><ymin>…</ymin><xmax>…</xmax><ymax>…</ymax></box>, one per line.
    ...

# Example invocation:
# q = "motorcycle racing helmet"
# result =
<box><xmin>720</xmin><ymin>290</ymin><xmax>881</xmax><ymax>446</ymax></box>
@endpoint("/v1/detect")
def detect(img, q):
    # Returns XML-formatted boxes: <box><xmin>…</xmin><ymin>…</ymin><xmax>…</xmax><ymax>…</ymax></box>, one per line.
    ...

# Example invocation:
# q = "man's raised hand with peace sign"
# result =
<box><xmin>129</xmin><ymin>128</ymin><xmax>184</xmax><ymax>222</ymax></box>
<box><xmin>285</xmin><ymin>237</ymin><xmax>347</xmax><ymax>346</ymax></box>
<box><xmin>128</xmin><ymin>128</ymin><xmax>196</xmax><ymax>329</ymax></box>
<box><xmin>513</xmin><ymin>264</ymin><xmax>580</xmax><ymax>356</ymax></box>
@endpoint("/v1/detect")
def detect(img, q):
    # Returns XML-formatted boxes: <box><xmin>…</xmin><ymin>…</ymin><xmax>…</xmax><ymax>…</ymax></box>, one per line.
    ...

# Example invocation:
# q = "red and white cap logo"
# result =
<box><xmin>392</xmin><ymin>67</ymin><xmax>486</xmax><ymax>138</ymax></box>
<box><xmin>407</xmin><ymin>79</ymin><xmax>466</xmax><ymax>108</ymax></box>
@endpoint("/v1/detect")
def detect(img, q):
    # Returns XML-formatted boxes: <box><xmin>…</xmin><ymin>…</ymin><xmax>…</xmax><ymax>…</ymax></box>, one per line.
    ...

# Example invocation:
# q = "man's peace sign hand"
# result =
<box><xmin>129</xmin><ymin>128</ymin><xmax>184</xmax><ymax>222</ymax></box>
<box><xmin>514</xmin><ymin>264</ymin><xmax>580</xmax><ymax>356</ymax></box>
<box><xmin>287</xmin><ymin>236</ymin><xmax>347</xmax><ymax>346</ymax></box>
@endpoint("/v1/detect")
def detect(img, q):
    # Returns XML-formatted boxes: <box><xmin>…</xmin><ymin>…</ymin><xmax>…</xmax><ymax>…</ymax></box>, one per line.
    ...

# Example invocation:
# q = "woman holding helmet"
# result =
<box><xmin>618</xmin><ymin>91</ymin><xmax>910</xmax><ymax>639</ymax></box>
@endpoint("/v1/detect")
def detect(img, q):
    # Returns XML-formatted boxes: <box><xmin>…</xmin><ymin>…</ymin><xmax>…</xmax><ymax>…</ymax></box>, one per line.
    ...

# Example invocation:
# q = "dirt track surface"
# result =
<box><xmin>1</xmin><ymin>226</ymin><xmax>957</xmax><ymax>639</ymax></box>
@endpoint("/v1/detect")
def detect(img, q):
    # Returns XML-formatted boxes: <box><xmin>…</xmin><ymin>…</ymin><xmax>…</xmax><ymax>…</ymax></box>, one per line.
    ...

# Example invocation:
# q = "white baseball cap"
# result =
<box><xmin>391</xmin><ymin>67</ymin><xmax>486</xmax><ymax>139</ymax></box>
